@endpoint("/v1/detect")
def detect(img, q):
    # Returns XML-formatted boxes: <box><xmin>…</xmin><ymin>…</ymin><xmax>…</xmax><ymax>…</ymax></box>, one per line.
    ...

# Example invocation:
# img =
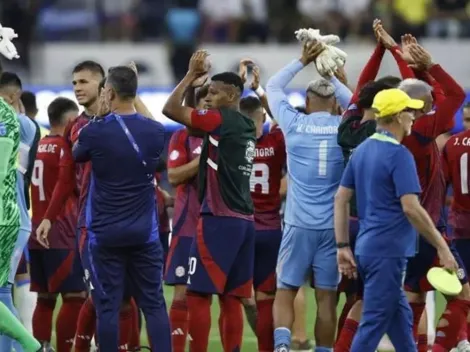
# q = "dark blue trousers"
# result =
<box><xmin>86</xmin><ymin>238</ymin><xmax>171</xmax><ymax>352</ymax></box>
<box><xmin>351</xmin><ymin>255</ymin><xmax>416</xmax><ymax>352</ymax></box>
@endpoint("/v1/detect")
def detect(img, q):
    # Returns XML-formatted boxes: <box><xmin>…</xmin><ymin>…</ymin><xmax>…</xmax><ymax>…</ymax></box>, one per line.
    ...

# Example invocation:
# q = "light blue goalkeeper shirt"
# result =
<box><xmin>266</xmin><ymin>59</ymin><xmax>348</xmax><ymax>229</ymax></box>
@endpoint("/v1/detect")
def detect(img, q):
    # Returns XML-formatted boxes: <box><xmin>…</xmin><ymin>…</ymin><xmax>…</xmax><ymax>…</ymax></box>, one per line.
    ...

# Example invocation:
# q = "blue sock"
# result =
<box><xmin>274</xmin><ymin>327</ymin><xmax>291</xmax><ymax>350</ymax></box>
<box><xmin>315</xmin><ymin>347</ymin><xmax>333</xmax><ymax>352</ymax></box>
<box><xmin>0</xmin><ymin>285</ymin><xmax>24</xmax><ymax>352</ymax></box>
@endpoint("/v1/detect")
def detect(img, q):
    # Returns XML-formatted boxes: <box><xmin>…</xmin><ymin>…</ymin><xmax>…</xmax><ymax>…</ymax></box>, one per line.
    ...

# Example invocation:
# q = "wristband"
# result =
<box><xmin>255</xmin><ymin>86</ymin><xmax>265</xmax><ymax>98</ymax></box>
<box><xmin>336</xmin><ymin>242</ymin><xmax>350</xmax><ymax>249</ymax></box>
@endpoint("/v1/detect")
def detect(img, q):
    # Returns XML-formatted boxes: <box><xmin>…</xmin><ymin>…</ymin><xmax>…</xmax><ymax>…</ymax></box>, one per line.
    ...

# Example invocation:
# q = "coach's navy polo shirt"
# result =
<box><xmin>340</xmin><ymin>131</ymin><xmax>422</xmax><ymax>258</ymax></box>
<box><xmin>73</xmin><ymin>113</ymin><xmax>165</xmax><ymax>247</ymax></box>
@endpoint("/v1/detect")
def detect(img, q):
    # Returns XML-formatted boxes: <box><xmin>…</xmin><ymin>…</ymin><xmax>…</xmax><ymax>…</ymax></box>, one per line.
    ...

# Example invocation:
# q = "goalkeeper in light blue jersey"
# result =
<box><xmin>267</xmin><ymin>42</ymin><xmax>351</xmax><ymax>352</ymax></box>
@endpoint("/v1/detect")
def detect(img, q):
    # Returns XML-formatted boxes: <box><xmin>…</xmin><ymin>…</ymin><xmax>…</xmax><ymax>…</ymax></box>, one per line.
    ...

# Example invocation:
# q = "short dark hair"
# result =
<box><xmin>376</xmin><ymin>75</ymin><xmax>401</xmax><ymax>88</ymax></box>
<box><xmin>357</xmin><ymin>80</ymin><xmax>397</xmax><ymax>110</ymax></box>
<box><xmin>72</xmin><ymin>60</ymin><xmax>105</xmax><ymax>77</ymax></box>
<box><xmin>195</xmin><ymin>85</ymin><xmax>209</xmax><ymax>103</ymax></box>
<box><xmin>295</xmin><ymin>106</ymin><xmax>306</xmax><ymax>114</ymax></box>
<box><xmin>211</xmin><ymin>72</ymin><xmax>244</xmax><ymax>93</ymax></box>
<box><xmin>21</xmin><ymin>91</ymin><xmax>37</xmax><ymax>115</ymax></box>
<box><xmin>0</xmin><ymin>72</ymin><xmax>22</xmax><ymax>89</ymax></box>
<box><xmin>99</xmin><ymin>77</ymin><xmax>107</xmax><ymax>91</ymax></box>
<box><xmin>47</xmin><ymin>97</ymin><xmax>79</xmax><ymax>127</ymax></box>
<box><xmin>107</xmin><ymin>66</ymin><xmax>138</xmax><ymax>100</ymax></box>
<box><xmin>240</xmin><ymin>96</ymin><xmax>262</xmax><ymax>116</ymax></box>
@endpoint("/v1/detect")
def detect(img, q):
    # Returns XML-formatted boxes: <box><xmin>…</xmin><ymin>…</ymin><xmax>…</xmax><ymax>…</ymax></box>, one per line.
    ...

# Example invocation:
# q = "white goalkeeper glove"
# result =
<box><xmin>295</xmin><ymin>28</ymin><xmax>347</xmax><ymax>76</ymax></box>
<box><xmin>0</xmin><ymin>24</ymin><xmax>19</xmax><ymax>60</ymax></box>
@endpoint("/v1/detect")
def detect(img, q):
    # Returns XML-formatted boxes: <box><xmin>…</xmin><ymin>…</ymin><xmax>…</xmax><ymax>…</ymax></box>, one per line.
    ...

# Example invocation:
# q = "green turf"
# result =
<box><xmin>47</xmin><ymin>287</ymin><xmax>448</xmax><ymax>351</ymax></box>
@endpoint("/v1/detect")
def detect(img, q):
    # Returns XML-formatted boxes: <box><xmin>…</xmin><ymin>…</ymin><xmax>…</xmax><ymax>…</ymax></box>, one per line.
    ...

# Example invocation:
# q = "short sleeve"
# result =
<box><xmin>392</xmin><ymin>147</ymin><xmax>422</xmax><ymax>198</ymax></box>
<box><xmin>167</xmin><ymin>130</ymin><xmax>189</xmax><ymax>168</ymax></box>
<box><xmin>340</xmin><ymin>159</ymin><xmax>355</xmax><ymax>189</ymax></box>
<box><xmin>190</xmin><ymin>109</ymin><xmax>223</xmax><ymax>133</ymax></box>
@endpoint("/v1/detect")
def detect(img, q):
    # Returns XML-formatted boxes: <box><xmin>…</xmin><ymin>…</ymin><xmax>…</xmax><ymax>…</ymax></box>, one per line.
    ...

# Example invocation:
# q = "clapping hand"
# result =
<box><xmin>239</xmin><ymin>59</ymin><xmax>261</xmax><ymax>90</ymax></box>
<box><xmin>0</xmin><ymin>24</ymin><xmax>19</xmax><ymax>60</ymax></box>
<box><xmin>188</xmin><ymin>50</ymin><xmax>210</xmax><ymax>81</ymax></box>
<box><xmin>373</xmin><ymin>19</ymin><xmax>396</xmax><ymax>50</ymax></box>
<box><xmin>408</xmin><ymin>44</ymin><xmax>434</xmax><ymax>71</ymax></box>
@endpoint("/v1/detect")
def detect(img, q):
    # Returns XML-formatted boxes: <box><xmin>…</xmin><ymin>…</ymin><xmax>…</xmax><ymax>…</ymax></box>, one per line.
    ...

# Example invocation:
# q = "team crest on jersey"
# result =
<box><xmin>169</xmin><ymin>150</ymin><xmax>179</xmax><ymax>161</ymax></box>
<box><xmin>245</xmin><ymin>140</ymin><xmax>255</xmax><ymax>163</ymax></box>
<box><xmin>197</xmin><ymin>109</ymin><xmax>207</xmax><ymax>115</ymax></box>
<box><xmin>175</xmin><ymin>266</ymin><xmax>185</xmax><ymax>277</ymax></box>
<box><xmin>0</xmin><ymin>122</ymin><xmax>6</xmax><ymax>136</ymax></box>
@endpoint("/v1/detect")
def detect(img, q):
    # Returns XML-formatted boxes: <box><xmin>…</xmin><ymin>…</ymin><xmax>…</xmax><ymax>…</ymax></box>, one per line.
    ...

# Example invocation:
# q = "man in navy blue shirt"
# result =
<box><xmin>334</xmin><ymin>89</ymin><xmax>458</xmax><ymax>352</ymax></box>
<box><xmin>73</xmin><ymin>66</ymin><xmax>171</xmax><ymax>351</ymax></box>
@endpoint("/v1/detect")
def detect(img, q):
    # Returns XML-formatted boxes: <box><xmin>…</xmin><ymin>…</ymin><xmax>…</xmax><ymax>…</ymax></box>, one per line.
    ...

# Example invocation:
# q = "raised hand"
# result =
<box><xmin>398</xmin><ymin>34</ymin><xmax>418</xmax><ymax>66</ymax></box>
<box><xmin>373</xmin><ymin>19</ymin><xmax>397</xmax><ymax>49</ymax></box>
<box><xmin>188</xmin><ymin>50</ymin><xmax>210</xmax><ymax>79</ymax></box>
<box><xmin>239</xmin><ymin>58</ymin><xmax>254</xmax><ymax>84</ymax></box>
<box><xmin>251</xmin><ymin>65</ymin><xmax>261</xmax><ymax>90</ymax></box>
<box><xmin>409</xmin><ymin>44</ymin><xmax>434</xmax><ymax>70</ymax></box>
<box><xmin>300</xmin><ymin>40</ymin><xmax>325</xmax><ymax>66</ymax></box>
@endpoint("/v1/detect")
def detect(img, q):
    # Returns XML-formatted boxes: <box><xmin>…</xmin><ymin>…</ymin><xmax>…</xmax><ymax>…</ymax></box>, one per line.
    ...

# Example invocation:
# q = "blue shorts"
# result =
<box><xmin>164</xmin><ymin>236</ymin><xmax>193</xmax><ymax>286</ymax></box>
<box><xmin>405</xmin><ymin>235</ymin><xmax>467</xmax><ymax>292</ymax></box>
<box><xmin>86</xmin><ymin>237</ymin><xmax>166</xmax><ymax>315</ymax></box>
<box><xmin>277</xmin><ymin>225</ymin><xmax>338</xmax><ymax>290</ymax></box>
<box><xmin>8</xmin><ymin>229</ymin><xmax>30</xmax><ymax>283</ymax></box>
<box><xmin>30</xmin><ymin>248</ymin><xmax>86</xmax><ymax>293</ymax></box>
<box><xmin>15</xmin><ymin>248</ymin><xmax>29</xmax><ymax>277</ymax></box>
<box><xmin>187</xmin><ymin>215</ymin><xmax>255</xmax><ymax>298</ymax></box>
<box><xmin>254</xmin><ymin>229</ymin><xmax>282</xmax><ymax>293</ymax></box>
<box><xmin>352</xmin><ymin>255</ymin><xmax>415</xmax><ymax>352</ymax></box>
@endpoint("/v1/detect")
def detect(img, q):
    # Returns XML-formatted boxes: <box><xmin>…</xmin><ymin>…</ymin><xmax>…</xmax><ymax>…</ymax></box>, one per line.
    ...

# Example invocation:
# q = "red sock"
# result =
<box><xmin>334</xmin><ymin>318</ymin><xmax>358</xmax><ymax>352</ymax></box>
<box><xmin>74</xmin><ymin>297</ymin><xmax>96</xmax><ymax>352</ymax></box>
<box><xmin>337</xmin><ymin>298</ymin><xmax>355</xmax><ymax>341</ymax></box>
<box><xmin>128</xmin><ymin>298</ymin><xmax>140</xmax><ymax>350</ymax></box>
<box><xmin>417</xmin><ymin>334</ymin><xmax>428</xmax><ymax>352</ymax></box>
<box><xmin>256</xmin><ymin>299</ymin><xmax>274</xmax><ymax>352</ymax></box>
<box><xmin>218</xmin><ymin>300</ymin><xmax>225</xmax><ymax>350</ymax></box>
<box><xmin>56</xmin><ymin>297</ymin><xmax>85</xmax><ymax>352</ymax></box>
<box><xmin>32</xmin><ymin>296</ymin><xmax>57</xmax><ymax>343</ymax></box>
<box><xmin>187</xmin><ymin>292</ymin><xmax>211</xmax><ymax>352</ymax></box>
<box><xmin>219</xmin><ymin>295</ymin><xmax>243</xmax><ymax>352</ymax></box>
<box><xmin>169</xmin><ymin>299</ymin><xmax>188</xmax><ymax>352</ymax></box>
<box><xmin>409</xmin><ymin>302</ymin><xmax>426</xmax><ymax>341</ymax></box>
<box><xmin>119</xmin><ymin>304</ymin><xmax>133</xmax><ymax>351</ymax></box>
<box><xmin>434</xmin><ymin>299</ymin><xmax>470</xmax><ymax>351</ymax></box>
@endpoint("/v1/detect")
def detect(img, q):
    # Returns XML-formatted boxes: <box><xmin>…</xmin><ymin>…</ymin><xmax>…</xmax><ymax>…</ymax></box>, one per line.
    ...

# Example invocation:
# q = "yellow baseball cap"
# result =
<box><xmin>372</xmin><ymin>88</ymin><xmax>424</xmax><ymax>118</ymax></box>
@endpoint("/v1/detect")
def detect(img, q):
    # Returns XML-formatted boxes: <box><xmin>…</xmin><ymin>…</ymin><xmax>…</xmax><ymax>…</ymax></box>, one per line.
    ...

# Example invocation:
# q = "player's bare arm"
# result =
<box><xmin>162</xmin><ymin>50</ymin><xmax>210</xmax><ymax>127</ymax></box>
<box><xmin>279</xmin><ymin>175</ymin><xmax>287</xmax><ymax>199</ymax></box>
<box><xmin>168</xmin><ymin>156</ymin><xmax>200</xmax><ymax>187</ymax></box>
<box><xmin>400</xmin><ymin>194</ymin><xmax>458</xmax><ymax>271</ymax></box>
<box><xmin>334</xmin><ymin>185</ymin><xmax>357</xmax><ymax>279</ymax></box>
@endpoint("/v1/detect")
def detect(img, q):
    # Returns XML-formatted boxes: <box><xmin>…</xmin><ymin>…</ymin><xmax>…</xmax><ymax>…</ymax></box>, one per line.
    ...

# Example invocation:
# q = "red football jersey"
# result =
<box><xmin>442</xmin><ymin>130</ymin><xmax>470</xmax><ymax>236</ymax></box>
<box><xmin>250</xmin><ymin>125</ymin><xmax>286</xmax><ymax>230</ymax></box>
<box><xmin>30</xmin><ymin>135</ymin><xmax>78</xmax><ymax>249</ymax></box>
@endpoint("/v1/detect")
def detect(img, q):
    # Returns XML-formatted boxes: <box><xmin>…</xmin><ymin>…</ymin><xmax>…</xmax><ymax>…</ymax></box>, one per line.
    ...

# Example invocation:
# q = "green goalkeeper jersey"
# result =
<box><xmin>0</xmin><ymin>97</ymin><xmax>20</xmax><ymax>228</ymax></box>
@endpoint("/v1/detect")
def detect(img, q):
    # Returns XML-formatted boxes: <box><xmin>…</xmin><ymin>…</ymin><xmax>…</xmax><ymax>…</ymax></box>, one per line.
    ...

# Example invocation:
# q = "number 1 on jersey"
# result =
<box><xmin>461</xmin><ymin>152</ymin><xmax>469</xmax><ymax>195</ymax></box>
<box><xmin>318</xmin><ymin>140</ymin><xmax>328</xmax><ymax>177</ymax></box>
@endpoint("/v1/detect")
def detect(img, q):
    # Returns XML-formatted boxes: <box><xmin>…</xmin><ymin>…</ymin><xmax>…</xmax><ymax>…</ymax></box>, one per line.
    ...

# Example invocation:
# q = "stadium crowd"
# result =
<box><xmin>0</xmin><ymin>12</ymin><xmax>470</xmax><ymax>352</ymax></box>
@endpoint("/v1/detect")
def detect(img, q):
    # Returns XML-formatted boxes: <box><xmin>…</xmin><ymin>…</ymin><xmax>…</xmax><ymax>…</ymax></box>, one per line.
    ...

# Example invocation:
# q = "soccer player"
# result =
<box><xmin>162</xmin><ymin>50</ymin><xmax>257</xmax><ymax>352</ymax></box>
<box><xmin>0</xmin><ymin>75</ymin><xmax>41</xmax><ymax>352</ymax></box>
<box><xmin>398</xmin><ymin>44</ymin><xmax>470</xmax><ymax>351</ymax></box>
<box><xmin>335</xmin><ymin>88</ymin><xmax>458</xmax><ymax>352</ymax></box>
<box><xmin>240</xmin><ymin>96</ymin><xmax>286</xmax><ymax>352</ymax></box>
<box><xmin>70</xmin><ymin>66</ymin><xmax>170</xmax><ymax>351</ymax></box>
<box><xmin>35</xmin><ymin>60</ymin><xmax>105</xmax><ymax>351</ymax></box>
<box><xmin>165</xmin><ymin>85</ymin><xmax>207</xmax><ymax>352</ymax></box>
<box><xmin>20</xmin><ymin>91</ymin><xmax>38</xmax><ymax>121</ymax></box>
<box><xmin>0</xmin><ymin>71</ymin><xmax>38</xmax><ymax>350</ymax></box>
<box><xmin>29</xmin><ymin>97</ymin><xmax>87</xmax><ymax>351</ymax></box>
<box><xmin>266</xmin><ymin>41</ymin><xmax>350</xmax><ymax>352</ymax></box>
<box><xmin>442</xmin><ymin>128</ymin><xmax>470</xmax><ymax>352</ymax></box>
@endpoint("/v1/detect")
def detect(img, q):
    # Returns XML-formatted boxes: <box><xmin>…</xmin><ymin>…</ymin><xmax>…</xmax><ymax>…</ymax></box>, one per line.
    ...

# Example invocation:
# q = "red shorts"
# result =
<box><xmin>30</xmin><ymin>248</ymin><xmax>86</xmax><ymax>293</ymax></box>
